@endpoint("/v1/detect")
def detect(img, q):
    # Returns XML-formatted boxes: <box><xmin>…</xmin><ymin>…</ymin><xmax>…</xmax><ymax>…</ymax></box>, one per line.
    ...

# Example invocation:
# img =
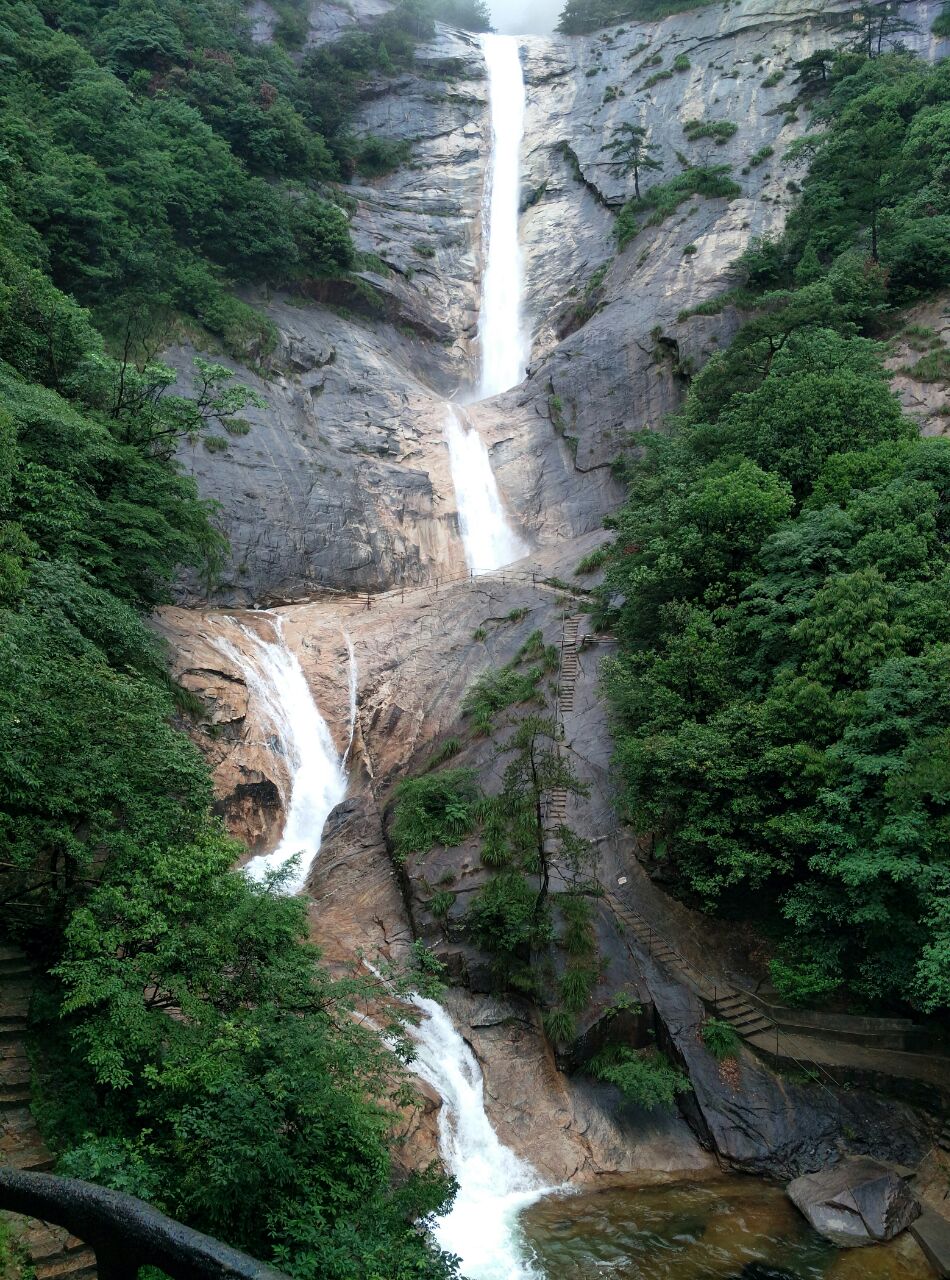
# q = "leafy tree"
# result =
<box><xmin>602</xmin><ymin>122</ymin><xmax>663</xmax><ymax>199</ymax></box>
<box><xmin>850</xmin><ymin>1</ymin><xmax>919</xmax><ymax>58</ymax></box>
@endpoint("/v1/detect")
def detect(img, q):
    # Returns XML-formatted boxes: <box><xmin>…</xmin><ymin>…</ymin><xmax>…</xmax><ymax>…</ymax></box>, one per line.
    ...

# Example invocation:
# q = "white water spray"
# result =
<box><xmin>442</xmin><ymin>33</ymin><xmax>531</xmax><ymax>575</ymax></box>
<box><xmin>342</xmin><ymin>630</ymin><xmax>358</xmax><ymax>764</ymax></box>
<box><xmin>478</xmin><ymin>33</ymin><xmax>529</xmax><ymax>397</ymax></box>
<box><xmin>445</xmin><ymin>404</ymin><xmax>528</xmax><ymax>574</ymax></box>
<box><xmin>408</xmin><ymin>996</ymin><xmax>550</xmax><ymax>1280</ymax></box>
<box><xmin>213</xmin><ymin>621</ymin><xmax>350</xmax><ymax>894</ymax></box>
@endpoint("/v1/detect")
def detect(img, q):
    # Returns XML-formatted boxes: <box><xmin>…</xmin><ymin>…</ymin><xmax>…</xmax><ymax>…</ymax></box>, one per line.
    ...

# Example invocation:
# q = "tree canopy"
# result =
<box><xmin>600</xmin><ymin>51</ymin><xmax>950</xmax><ymax>1015</ymax></box>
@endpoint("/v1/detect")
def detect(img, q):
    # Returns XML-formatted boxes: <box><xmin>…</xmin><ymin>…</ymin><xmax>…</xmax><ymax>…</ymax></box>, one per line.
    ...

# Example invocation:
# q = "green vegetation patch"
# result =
<box><xmin>462</xmin><ymin>630</ymin><xmax>559</xmax><ymax>735</ymax></box>
<box><xmin>616</xmin><ymin>165</ymin><xmax>741</xmax><ymax>249</ymax></box>
<box><xmin>701</xmin><ymin>1018</ymin><xmax>742</xmax><ymax>1059</ymax></box>
<box><xmin>683</xmin><ymin>119</ymin><xmax>739</xmax><ymax>144</ymax></box>
<box><xmin>391</xmin><ymin>768</ymin><xmax>482</xmax><ymax>860</ymax></box>
<box><xmin>588</xmin><ymin>1046</ymin><xmax>689</xmax><ymax>1108</ymax></box>
<box><xmin>601</xmin><ymin>48</ymin><xmax>950</xmax><ymax>1017</ymax></box>
<box><xmin>557</xmin><ymin>0</ymin><xmax>717</xmax><ymax>34</ymax></box>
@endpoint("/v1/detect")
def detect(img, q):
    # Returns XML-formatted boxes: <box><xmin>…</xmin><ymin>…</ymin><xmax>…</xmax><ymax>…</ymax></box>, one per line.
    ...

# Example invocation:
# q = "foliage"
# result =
<box><xmin>0</xmin><ymin>0</ymin><xmax>358</xmax><ymax>354</ymax></box>
<box><xmin>575</xmin><ymin>546</ymin><xmax>611</xmax><ymax>575</ymax></box>
<box><xmin>588</xmin><ymin>1046</ymin><xmax>689</xmax><ymax>1109</ymax></box>
<box><xmin>748</xmin><ymin>56</ymin><xmax>950</xmax><ymax>297</ymax></box>
<box><xmin>36</xmin><ymin>842</ymin><xmax>458</xmax><ymax>1279</ymax></box>
<box><xmin>461</xmin><ymin>630</ymin><xmax>558</xmax><ymax>734</ymax></box>
<box><xmin>556</xmin><ymin>0</ymin><xmax>716</xmax><ymax>34</ymax></box>
<box><xmin>683</xmin><ymin>119</ymin><xmax>738</xmax><ymax>144</ymax></box>
<box><xmin>700</xmin><ymin>1018</ymin><xmax>742</xmax><ymax>1060</ymax></box>
<box><xmin>601</xmin><ymin>49</ymin><xmax>950</xmax><ymax>1015</ymax></box>
<box><xmin>466</xmin><ymin>716</ymin><xmax>596</xmax><ymax>994</ymax></box>
<box><xmin>615</xmin><ymin>164</ymin><xmax>741</xmax><ymax>249</ymax></box>
<box><xmin>391</xmin><ymin>769</ymin><xmax>481</xmax><ymax>860</ymax></box>
<box><xmin>601</xmin><ymin>122</ymin><xmax>662</xmax><ymax>201</ymax></box>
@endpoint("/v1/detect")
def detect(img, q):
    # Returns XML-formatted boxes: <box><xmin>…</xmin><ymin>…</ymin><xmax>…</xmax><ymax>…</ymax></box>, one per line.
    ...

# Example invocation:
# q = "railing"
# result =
<box><xmin>0</xmin><ymin>1168</ymin><xmax>290</xmax><ymax>1280</ymax></box>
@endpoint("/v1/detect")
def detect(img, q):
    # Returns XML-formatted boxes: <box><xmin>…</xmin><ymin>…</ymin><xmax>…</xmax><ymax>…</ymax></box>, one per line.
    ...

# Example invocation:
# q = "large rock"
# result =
<box><xmin>787</xmin><ymin>1158</ymin><xmax>921</xmax><ymax>1247</ymax></box>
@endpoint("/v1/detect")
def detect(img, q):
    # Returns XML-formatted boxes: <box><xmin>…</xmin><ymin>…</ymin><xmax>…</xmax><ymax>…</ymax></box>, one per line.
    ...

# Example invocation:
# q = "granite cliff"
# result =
<box><xmin>159</xmin><ymin>0</ymin><xmax>949</xmax><ymax>1197</ymax></box>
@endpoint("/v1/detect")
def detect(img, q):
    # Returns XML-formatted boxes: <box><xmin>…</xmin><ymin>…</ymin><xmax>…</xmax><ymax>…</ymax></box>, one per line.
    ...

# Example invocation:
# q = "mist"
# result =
<box><xmin>486</xmin><ymin>0</ymin><xmax>563</xmax><ymax>34</ymax></box>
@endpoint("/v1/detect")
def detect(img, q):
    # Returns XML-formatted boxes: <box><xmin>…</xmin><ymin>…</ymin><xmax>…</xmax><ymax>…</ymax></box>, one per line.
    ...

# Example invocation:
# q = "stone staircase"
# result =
<box><xmin>547</xmin><ymin>614</ymin><xmax>584</xmax><ymax>830</ymax></box>
<box><xmin>606</xmin><ymin>892</ymin><xmax>778</xmax><ymax>1048</ymax></box>
<box><xmin>0</xmin><ymin>946</ymin><xmax>97</xmax><ymax>1280</ymax></box>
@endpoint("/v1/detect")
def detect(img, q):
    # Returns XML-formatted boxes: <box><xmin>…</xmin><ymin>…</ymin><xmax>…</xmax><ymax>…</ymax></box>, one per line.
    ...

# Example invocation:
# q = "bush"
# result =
<box><xmin>354</xmin><ymin>135</ymin><xmax>413</xmax><ymax>178</ymax></box>
<box><xmin>543</xmin><ymin>1008</ymin><xmax>577</xmax><ymax>1042</ymax></box>
<box><xmin>589</xmin><ymin>1046</ymin><xmax>689</xmax><ymax>1109</ymax></box>
<box><xmin>700</xmin><ymin>1018</ymin><xmax>742</xmax><ymax>1059</ymax></box>
<box><xmin>575</xmin><ymin>546</ymin><xmax>611</xmax><ymax>574</ymax></box>
<box><xmin>390</xmin><ymin>768</ymin><xmax>481</xmax><ymax>860</ymax></box>
<box><xmin>683</xmin><ymin>119</ymin><xmax>738</xmax><ymax>144</ymax></box>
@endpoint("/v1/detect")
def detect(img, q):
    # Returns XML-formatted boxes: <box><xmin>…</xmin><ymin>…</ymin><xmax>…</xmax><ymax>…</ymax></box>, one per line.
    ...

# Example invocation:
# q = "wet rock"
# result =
<box><xmin>787</xmin><ymin>1158</ymin><xmax>921</xmax><ymax>1247</ymax></box>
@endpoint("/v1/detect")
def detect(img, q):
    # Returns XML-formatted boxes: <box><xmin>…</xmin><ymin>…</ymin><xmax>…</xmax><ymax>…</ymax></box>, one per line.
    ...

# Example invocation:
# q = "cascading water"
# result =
<box><xmin>213</xmin><ymin>620</ymin><xmax>350</xmax><ymax>894</ymax></box>
<box><xmin>445</xmin><ymin>404</ymin><xmax>528</xmax><ymax>574</ymax></box>
<box><xmin>443</xmin><ymin>32</ymin><xmax>531</xmax><ymax>575</ymax></box>
<box><xmin>342</xmin><ymin>629</ymin><xmax>358</xmax><ymax>764</ymax></box>
<box><xmin>408</xmin><ymin>996</ymin><xmax>551</xmax><ymax>1280</ymax></box>
<box><xmin>478</xmin><ymin>33</ymin><xmax>529</xmax><ymax>398</ymax></box>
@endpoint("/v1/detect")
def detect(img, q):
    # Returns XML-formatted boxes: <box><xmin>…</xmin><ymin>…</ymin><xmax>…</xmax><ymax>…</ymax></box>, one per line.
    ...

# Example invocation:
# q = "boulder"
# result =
<box><xmin>787</xmin><ymin>1158</ymin><xmax>920</xmax><ymax>1247</ymax></box>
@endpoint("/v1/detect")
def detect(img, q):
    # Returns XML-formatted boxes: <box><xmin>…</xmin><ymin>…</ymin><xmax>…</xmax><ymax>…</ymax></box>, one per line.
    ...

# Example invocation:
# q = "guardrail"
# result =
<box><xmin>0</xmin><ymin>1168</ymin><xmax>289</xmax><ymax>1280</ymax></box>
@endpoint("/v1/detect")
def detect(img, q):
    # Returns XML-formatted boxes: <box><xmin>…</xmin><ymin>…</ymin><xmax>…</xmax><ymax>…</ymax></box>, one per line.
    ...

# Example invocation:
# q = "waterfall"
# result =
<box><xmin>408</xmin><ymin>996</ymin><xmax>550</xmax><ymax>1280</ymax></box>
<box><xmin>445</xmin><ymin>404</ymin><xmax>528</xmax><ymax>574</ymax></box>
<box><xmin>213</xmin><ymin>621</ymin><xmax>349</xmax><ymax>894</ymax></box>
<box><xmin>478</xmin><ymin>33</ymin><xmax>529</xmax><ymax>398</ymax></box>
<box><xmin>442</xmin><ymin>33</ymin><xmax>531</xmax><ymax>575</ymax></box>
<box><xmin>342</xmin><ymin>629</ymin><xmax>358</xmax><ymax>764</ymax></box>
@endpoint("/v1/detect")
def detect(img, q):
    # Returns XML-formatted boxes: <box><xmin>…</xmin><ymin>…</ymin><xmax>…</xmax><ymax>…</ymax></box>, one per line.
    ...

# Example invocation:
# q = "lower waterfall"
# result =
<box><xmin>408</xmin><ymin>995</ymin><xmax>551</xmax><ymax>1280</ymax></box>
<box><xmin>214</xmin><ymin>620</ymin><xmax>349</xmax><ymax>894</ymax></box>
<box><xmin>444</xmin><ymin>403</ymin><xmax>528</xmax><ymax>575</ymax></box>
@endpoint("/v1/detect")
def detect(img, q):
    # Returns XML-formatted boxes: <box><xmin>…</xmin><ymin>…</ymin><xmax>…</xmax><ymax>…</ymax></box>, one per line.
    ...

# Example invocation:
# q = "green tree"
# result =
<box><xmin>602</xmin><ymin>122</ymin><xmax>663</xmax><ymax>199</ymax></box>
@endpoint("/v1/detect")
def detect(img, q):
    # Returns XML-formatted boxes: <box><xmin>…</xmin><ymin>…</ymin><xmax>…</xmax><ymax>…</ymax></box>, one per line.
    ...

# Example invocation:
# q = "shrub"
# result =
<box><xmin>589</xmin><ymin>1046</ymin><xmax>689</xmax><ymax>1109</ymax></box>
<box><xmin>391</xmin><ymin>768</ymin><xmax>481</xmax><ymax>860</ymax></box>
<box><xmin>643</xmin><ymin>69</ymin><xmax>674</xmax><ymax>89</ymax></box>
<box><xmin>543</xmin><ymin>1008</ymin><xmax>577</xmax><ymax>1042</ymax></box>
<box><xmin>673</xmin><ymin>53</ymin><xmax>690</xmax><ymax>72</ymax></box>
<box><xmin>747</xmin><ymin>145</ymin><xmax>774</xmax><ymax>168</ymax></box>
<box><xmin>428</xmin><ymin>890</ymin><xmax>456</xmax><ymax>918</ymax></box>
<box><xmin>560</xmin><ymin>964</ymin><xmax>597</xmax><ymax>1011</ymax></box>
<box><xmin>701</xmin><ymin>1017</ymin><xmax>742</xmax><ymax>1059</ymax></box>
<box><xmin>682</xmin><ymin>119</ymin><xmax>738</xmax><ymax>144</ymax></box>
<box><xmin>616</xmin><ymin>165</ymin><xmax>741</xmax><ymax>248</ymax></box>
<box><xmin>425</xmin><ymin>738</ymin><xmax>462</xmax><ymax>769</ymax></box>
<box><xmin>575</xmin><ymin>546</ymin><xmax>611</xmax><ymax>574</ymax></box>
<box><xmin>461</xmin><ymin>631</ymin><xmax>557</xmax><ymax>734</ymax></box>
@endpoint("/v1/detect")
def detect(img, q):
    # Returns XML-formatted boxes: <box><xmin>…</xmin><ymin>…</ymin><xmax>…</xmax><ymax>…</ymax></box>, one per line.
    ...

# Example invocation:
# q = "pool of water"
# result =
<box><xmin>519</xmin><ymin>1178</ymin><xmax>931</xmax><ymax>1280</ymax></box>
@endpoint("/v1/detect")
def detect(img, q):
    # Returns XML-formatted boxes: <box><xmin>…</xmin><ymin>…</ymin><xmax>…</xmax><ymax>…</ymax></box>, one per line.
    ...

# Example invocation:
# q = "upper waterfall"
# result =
<box><xmin>213</xmin><ymin>621</ymin><xmax>349</xmax><ymax>894</ymax></box>
<box><xmin>445</xmin><ymin>403</ymin><xmax>528</xmax><ymax>574</ymax></box>
<box><xmin>478</xmin><ymin>33</ymin><xmax>529</xmax><ymax>397</ymax></box>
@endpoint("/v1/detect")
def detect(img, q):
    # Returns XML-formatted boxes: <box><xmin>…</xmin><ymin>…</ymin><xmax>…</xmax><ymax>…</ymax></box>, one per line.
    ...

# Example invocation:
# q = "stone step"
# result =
<box><xmin>34</xmin><ymin>1248</ymin><xmax>98</xmax><ymax>1280</ymax></box>
<box><xmin>736</xmin><ymin>1017</ymin><xmax>775</xmax><ymax>1038</ymax></box>
<box><xmin>910</xmin><ymin>1210</ymin><xmax>950</xmax><ymax>1278</ymax></box>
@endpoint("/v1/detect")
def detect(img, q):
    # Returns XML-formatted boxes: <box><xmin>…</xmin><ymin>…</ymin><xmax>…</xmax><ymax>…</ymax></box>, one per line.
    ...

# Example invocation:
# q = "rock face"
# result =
<box><xmin>159</xmin><ymin>0</ymin><xmax>950</xmax><ymax>1200</ymax></box>
<box><xmin>173</xmin><ymin>1</ymin><xmax>948</xmax><ymax>606</ymax></box>
<box><xmin>787</xmin><ymin>1158</ymin><xmax>921</xmax><ymax>1247</ymax></box>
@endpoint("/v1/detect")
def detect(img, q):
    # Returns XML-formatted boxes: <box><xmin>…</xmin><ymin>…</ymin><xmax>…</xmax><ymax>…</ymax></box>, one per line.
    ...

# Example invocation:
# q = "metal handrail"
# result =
<box><xmin>0</xmin><ymin>1168</ymin><xmax>290</xmax><ymax>1280</ymax></box>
